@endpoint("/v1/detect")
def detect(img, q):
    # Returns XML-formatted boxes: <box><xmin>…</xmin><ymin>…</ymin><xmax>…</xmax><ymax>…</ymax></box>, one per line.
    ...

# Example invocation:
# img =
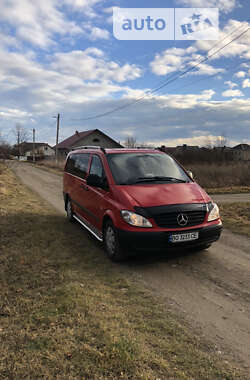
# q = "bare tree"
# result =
<box><xmin>123</xmin><ymin>136</ymin><xmax>137</xmax><ymax>148</ymax></box>
<box><xmin>0</xmin><ymin>140</ymin><xmax>11</xmax><ymax>159</ymax></box>
<box><xmin>12</xmin><ymin>124</ymin><xmax>30</xmax><ymax>159</ymax></box>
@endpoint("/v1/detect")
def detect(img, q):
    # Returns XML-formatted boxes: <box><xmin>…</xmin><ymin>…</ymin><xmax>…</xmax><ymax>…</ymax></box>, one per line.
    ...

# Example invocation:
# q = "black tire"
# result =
<box><xmin>103</xmin><ymin>220</ymin><xmax>126</xmax><ymax>262</ymax></box>
<box><xmin>66</xmin><ymin>198</ymin><xmax>75</xmax><ymax>222</ymax></box>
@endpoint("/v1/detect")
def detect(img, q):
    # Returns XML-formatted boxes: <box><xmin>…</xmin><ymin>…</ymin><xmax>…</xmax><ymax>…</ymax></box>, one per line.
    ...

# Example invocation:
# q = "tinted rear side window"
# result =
<box><xmin>89</xmin><ymin>155</ymin><xmax>104</xmax><ymax>179</ymax></box>
<box><xmin>65</xmin><ymin>154</ymin><xmax>77</xmax><ymax>174</ymax></box>
<box><xmin>65</xmin><ymin>153</ymin><xmax>90</xmax><ymax>179</ymax></box>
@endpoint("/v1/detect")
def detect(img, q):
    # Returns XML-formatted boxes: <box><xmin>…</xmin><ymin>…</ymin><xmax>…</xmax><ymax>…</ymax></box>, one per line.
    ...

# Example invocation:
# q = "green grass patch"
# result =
<box><xmin>0</xmin><ymin>162</ymin><xmax>247</xmax><ymax>379</ymax></box>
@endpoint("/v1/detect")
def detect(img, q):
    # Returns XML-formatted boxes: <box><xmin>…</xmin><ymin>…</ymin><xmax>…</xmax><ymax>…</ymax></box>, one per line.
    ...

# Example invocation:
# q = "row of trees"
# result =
<box><xmin>123</xmin><ymin>135</ymin><xmax>229</xmax><ymax>149</ymax></box>
<box><xmin>0</xmin><ymin>124</ymin><xmax>29</xmax><ymax>159</ymax></box>
<box><xmin>122</xmin><ymin>135</ymin><xmax>236</xmax><ymax>164</ymax></box>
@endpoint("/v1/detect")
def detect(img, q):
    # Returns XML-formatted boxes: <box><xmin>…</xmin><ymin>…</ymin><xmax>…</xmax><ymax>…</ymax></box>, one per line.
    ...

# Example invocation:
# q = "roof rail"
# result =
<box><xmin>71</xmin><ymin>145</ymin><xmax>106</xmax><ymax>153</ymax></box>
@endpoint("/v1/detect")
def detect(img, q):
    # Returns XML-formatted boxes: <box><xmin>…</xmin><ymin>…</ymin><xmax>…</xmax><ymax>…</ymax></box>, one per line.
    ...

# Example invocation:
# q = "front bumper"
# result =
<box><xmin>117</xmin><ymin>224</ymin><xmax>222</xmax><ymax>252</ymax></box>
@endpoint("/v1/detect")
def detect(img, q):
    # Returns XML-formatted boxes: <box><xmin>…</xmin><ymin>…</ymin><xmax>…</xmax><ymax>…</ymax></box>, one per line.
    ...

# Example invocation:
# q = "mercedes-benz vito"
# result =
<box><xmin>63</xmin><ymin>147</ymin><xmax>222</xmax><ymax>261</ymax></box>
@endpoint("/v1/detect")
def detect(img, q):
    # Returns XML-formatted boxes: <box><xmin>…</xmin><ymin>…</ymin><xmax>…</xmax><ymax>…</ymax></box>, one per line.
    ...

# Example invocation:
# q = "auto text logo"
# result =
<box><xmin>113</xmin><ymin>8</ymin><xmax>219</xmax><ymax>40</ymax></box>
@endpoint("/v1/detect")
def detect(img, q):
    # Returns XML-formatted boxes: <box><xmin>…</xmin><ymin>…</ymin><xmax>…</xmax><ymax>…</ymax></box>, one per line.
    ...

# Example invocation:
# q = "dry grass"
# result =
<box><xmin>205</xmin><ymin>186</ymin><xmax>250</xmax><ymax>194</ymax></box>
<box><xmin>28</xmin><ymin>159</ymin><xmax>65</xmax><ymax>176</ymax></box>
<box><xmin>188</xmin><ymin>162</ymin><xmax>250</xmax><ymax>189</ymax></box>
<box><xmin>40</xmin><ymin>158</ymin><xmax>65</xmax><ymax>170</ymax></box>
<box><xmin>219</xmin><ymin>202</ymin><xmax>250</xmax><ymax>237</ymax></box>
<box><xmin>0</xmin><ymin>162</ymin><xmax>246</xmax><ymax>379</ymax></box>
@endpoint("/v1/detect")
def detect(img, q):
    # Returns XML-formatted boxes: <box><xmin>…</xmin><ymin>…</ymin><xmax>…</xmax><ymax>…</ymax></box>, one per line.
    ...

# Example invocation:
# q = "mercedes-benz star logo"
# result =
<box><xmin>177</xmin><ymin>213</ymin><xmax>188</xmax><ymax>226</ymax></box>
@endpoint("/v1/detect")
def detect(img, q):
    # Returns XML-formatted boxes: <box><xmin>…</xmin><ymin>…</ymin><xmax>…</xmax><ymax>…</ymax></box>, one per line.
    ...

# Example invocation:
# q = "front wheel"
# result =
<box><xmin>104</xmin><ymin>221</ymin><xmax>127</xmax><ymax>262</ymax></box>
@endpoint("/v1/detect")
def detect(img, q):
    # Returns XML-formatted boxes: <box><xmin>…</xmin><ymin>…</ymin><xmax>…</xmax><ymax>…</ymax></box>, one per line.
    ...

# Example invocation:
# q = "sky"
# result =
<box><xmin>0</xmin><ymin>0</ymin><xmax>249</xmax><ymax>147</ymax></box>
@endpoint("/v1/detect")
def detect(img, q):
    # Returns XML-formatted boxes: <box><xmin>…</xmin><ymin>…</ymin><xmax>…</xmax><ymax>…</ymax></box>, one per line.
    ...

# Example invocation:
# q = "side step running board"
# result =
<box><xmin>73</xmin><ymin>215</ymin><xmax>103</xmax><ymax>242</ymax></box>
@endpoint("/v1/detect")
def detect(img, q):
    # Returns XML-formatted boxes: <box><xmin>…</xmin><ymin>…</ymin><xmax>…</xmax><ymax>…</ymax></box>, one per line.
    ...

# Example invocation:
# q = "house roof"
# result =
<box><xmin>233</xmin><ymin>144</ymin><xmax>250</xmax><ymax>151</ymax></box>
<box><xmin>56</xmin><ymin>129</ymin><xmax>122</xmax><ymax>149</ymax></box>
<box><xmin>56</xmin><ymin>130</ymin><xmax>95</xmax><ymax>149</ymax></box>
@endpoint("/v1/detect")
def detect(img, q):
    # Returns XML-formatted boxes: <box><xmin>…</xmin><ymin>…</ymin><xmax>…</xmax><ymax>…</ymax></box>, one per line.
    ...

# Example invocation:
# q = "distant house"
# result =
<box><xmin>232</xmin><ymin>144</ymin><xmax>250</xmax><ymax>161</ymax></box>
<box><xmin>176</xmin><ymin>144</ymin><xmax>200</xmax><ymax>153</ymax></box>
<box><xmin>14</xmin><ymin>142</ymin><xmax>55</xmax><ymax>160</ymax></box>
<box><xmin>56</xmin><ymin>129</ymin><xmax>123</xmax><ymax>156</ymax></box>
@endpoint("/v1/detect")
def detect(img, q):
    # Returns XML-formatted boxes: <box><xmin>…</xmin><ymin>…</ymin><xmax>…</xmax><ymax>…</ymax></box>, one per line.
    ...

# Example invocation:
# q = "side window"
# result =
<box><xmin>74</xmin><ymin>154</ymin><xmax>90</xmax><ymax>179</ymax></box>
<box><xmin>65</xmin><ymin>153</ymin><xmax>90</xmax><ymax>178</ymax></box>
<box><xmin>89</xmin><ymin>155</ymin><xmax>105</xmax><ymax>179</ymax></box>
<box><xmin>65</xmin><ymin>154</ymin><xmax>77</xmax><ymax>175</ymax></box>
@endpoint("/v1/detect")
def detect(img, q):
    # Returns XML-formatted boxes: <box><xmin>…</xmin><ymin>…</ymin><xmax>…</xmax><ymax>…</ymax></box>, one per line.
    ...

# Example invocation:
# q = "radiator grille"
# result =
<box><xmin>154</xmin><ymin>210</ymin><xmax>206</xmax><ymax>228</ymax></box>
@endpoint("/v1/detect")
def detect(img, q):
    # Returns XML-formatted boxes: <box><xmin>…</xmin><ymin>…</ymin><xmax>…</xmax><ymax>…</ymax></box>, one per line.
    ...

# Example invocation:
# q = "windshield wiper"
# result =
<box><xmin>131</xmin><ymin>176</ymin><xmax>188</xmax><ymax>184</ymax></box>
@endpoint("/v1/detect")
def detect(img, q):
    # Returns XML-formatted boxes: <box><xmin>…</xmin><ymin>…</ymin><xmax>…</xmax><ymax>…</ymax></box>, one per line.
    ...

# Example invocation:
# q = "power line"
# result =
<box><xmin>72</xmin><ymin>22</ymin><xmax>250</xmax><ymax>122</ymax></box>
<box><xmin>147</xmin><ymin>27</ymin><xmax>250</xmax><ymax>95</ymax></box>
<box><xmin>156</xmin><ymin>58</ymin><xmax>250</xmax><ymax>96</ymax></box>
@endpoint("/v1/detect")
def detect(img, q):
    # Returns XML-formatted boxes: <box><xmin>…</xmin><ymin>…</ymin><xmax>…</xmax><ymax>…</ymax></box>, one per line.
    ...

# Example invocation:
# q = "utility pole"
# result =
<box><xmin>32</xmin><ymin>128</ymin><xmax>35</xmax><ymax>163</ymax></box>
<box><xmin>17</xmin><ymin>129</ymin><xmax>20</xmax><ymax>160</ymax></box>
<box><xmin>55</xmin><ymin>113</ymin><xmax>60</xmax><ymax>165</ymax></box>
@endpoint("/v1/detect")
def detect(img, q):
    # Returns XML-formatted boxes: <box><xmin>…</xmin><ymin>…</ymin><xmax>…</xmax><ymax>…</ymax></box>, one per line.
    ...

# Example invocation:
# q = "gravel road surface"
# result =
<box><xmin>10</xmin><ymin>161</ymin><xmax>250</xmax><ymax>370</ymax></box>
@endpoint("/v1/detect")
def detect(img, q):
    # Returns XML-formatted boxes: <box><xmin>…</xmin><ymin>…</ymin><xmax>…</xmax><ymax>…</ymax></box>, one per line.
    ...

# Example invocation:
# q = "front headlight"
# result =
<box><xmin>207</xmin><ymin>203</ymin><xmax>220</xmax><ymax>222</ymax></box>
<box><xmin>121</xmin><ymin>210</ymin><xmax>152</xmax><ymax>227</ymax></box>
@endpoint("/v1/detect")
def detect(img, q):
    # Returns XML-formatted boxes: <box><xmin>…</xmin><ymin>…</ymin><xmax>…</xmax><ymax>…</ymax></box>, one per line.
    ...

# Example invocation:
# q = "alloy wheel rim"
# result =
<box><xmin>106</xmin><ymin>226</ymin><xmax>116</xmax><ymax>255</ymax></box>
<box><xmin>67</xmin><ymin>201</ymin><xmax>72</xmax><ymax>218</ymax></box>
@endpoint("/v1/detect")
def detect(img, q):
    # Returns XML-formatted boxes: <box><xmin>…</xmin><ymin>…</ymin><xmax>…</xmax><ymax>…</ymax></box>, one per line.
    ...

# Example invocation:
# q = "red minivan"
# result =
<box><xmin>63</xmin><ymin>146</ymin><xmax>222</xmax><ymax>261</ymax></box>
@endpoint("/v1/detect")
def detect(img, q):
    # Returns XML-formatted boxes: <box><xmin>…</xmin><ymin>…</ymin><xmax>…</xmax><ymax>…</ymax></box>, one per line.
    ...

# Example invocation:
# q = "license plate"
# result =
<box><xmin>169</xmin><ymin>231</ymin><xmax>199</xmax><ymax>243</ymax></box>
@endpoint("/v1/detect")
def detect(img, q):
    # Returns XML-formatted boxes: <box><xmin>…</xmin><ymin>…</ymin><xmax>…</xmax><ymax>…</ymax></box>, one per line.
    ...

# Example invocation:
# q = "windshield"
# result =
<box><xmin>107</xmin><ymin>153</ymin><xmax>190</xmax><ymax>185</ymax></box>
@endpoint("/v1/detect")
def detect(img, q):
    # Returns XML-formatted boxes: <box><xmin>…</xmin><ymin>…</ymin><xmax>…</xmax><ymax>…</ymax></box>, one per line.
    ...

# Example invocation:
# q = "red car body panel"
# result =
<box><xmin>113</xmin><ymin>182</ymin><xmax>211</xmax><ymax>208</ymax></box>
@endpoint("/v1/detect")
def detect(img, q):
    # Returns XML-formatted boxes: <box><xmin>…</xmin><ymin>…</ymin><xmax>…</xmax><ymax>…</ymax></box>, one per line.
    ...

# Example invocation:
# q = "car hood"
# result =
<box><xmin>115</xmin><ymin>182</ymin><xmax>211</xmax><ymax>208</ymax></box>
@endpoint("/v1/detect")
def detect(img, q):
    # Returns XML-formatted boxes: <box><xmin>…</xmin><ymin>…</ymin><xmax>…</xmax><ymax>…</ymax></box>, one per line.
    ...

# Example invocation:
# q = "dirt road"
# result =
<box><xmin>10</xmin><ymin>161</ymin><xmax>250</xmax><ymax>370</ymax></box>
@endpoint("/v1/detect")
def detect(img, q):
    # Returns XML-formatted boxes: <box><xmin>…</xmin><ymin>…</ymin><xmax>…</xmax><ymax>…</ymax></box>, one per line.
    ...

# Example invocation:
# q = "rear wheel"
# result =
<box><xmin>66</xmin><ymin>198</ymin><xmax>74</xmax><ymax>222</ymax></box>
<box><xmin>104</xmin><ymin>220</ymin><xmax>126</xmax><ymax>262</ymax></box>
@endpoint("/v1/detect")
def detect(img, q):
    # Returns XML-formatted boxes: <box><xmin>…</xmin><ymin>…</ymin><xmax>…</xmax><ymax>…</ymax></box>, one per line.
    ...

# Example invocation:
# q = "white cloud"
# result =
<box><xmin>82</xmin><ymin>24</ymin><xmax>110</xmax><ymax>40</ymax></box>
<box><xmin>195</xmin><ymin>20</ymin><xmax>250</xmax><ymax>60</ymax></box>
<box><xmin>188</xmin><ymin>62</ymin><xmax>225</xmax><ymax>76</ymax></box>
<box><xmin>0</xmin><ymin>107</ymin><xmax>31</xmax><ymax>119</ymax></box>
<box><xmin>222</xmin><ymin>89</ymin><xmax>244</xmax><ymax>97</ymax></box>
<box><xmin>0</xmin><ymin>32</ymin><xmax>19</xmax><ymax>49</ymax></box>
<box><xmin>0</xmin><ymin>46</ymin><xmax>143</xmax><ymax>125</ymax></box>
<box><xmin>51</xmin><ymin>49</ymin><xmax>142</xmax><ymax>83</ymax></box>
<box><xmin>63</xmin><ymin>0</ymin><xmax>102</xmax><ymax>18</ymax></box>
<box><xmin>150</xmin><ymin>46</ymin><xmax>224</xmax><ymax>77</ymax></box>
<box><xmin>150</xmin><ymin>48</ymin><xmax>187</xmax><ymax>76</ymax></box>
<box><xmin>176</xmin><ymin>0</ymin><xmax>238</xmax><ymax>13</ymax></box>
<box><xmin>150</xmin><ymin>19</ymin><xmax>250</xmax><ymax>79</ymax></box>
<box><xmin>242</xmin><ymin>79</ymin><xmax>250</xmax><ymax>88</ymax></box>
<box><xmin>63</xmin><ymin>0</ymin><xmax>101</xmax><ymax>8</ymax></box>
<box><xmin>102</xmin><ymin>6</ymin><xmax>119</xmax><ymax>24</ymax></box>
<box><xmin>0</xmin><ymin>0</ymin><xmax>92</xmax><ymax>48</ymax></box>
<box><xmin>153</xmin><ymin>90</ymin><xmax>216</xmax><ymax>110</ymax></box>
<box><xmin>224</xmin><ymin>80</ymin><xmax>238</xmax><ymax>88</ymax></box>
<box><xmin>234</xmin><ymin>71</ymin><xmax>246</xmax><ymax>78</ymax></box>
<box><xmin>241</xmin><ymin>63</ymin><xmax>250</xmax><ymax>68</ymax></box>
<box><xmin>1</xmin><ymin>53</ymin><xmax>249</xmax><ymax>147</ymax></box>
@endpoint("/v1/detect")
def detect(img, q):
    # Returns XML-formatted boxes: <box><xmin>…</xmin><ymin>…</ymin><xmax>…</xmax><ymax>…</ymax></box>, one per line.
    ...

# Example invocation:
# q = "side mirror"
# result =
<box><xmin>86</xmin><ymin>174</ymin><xmax>108</xmax><ymax>189</ymax></box>
<box><xmin>187</xmin><ymin>170</ymin><xmax>194</xmax><ymax>180</ymax></box>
